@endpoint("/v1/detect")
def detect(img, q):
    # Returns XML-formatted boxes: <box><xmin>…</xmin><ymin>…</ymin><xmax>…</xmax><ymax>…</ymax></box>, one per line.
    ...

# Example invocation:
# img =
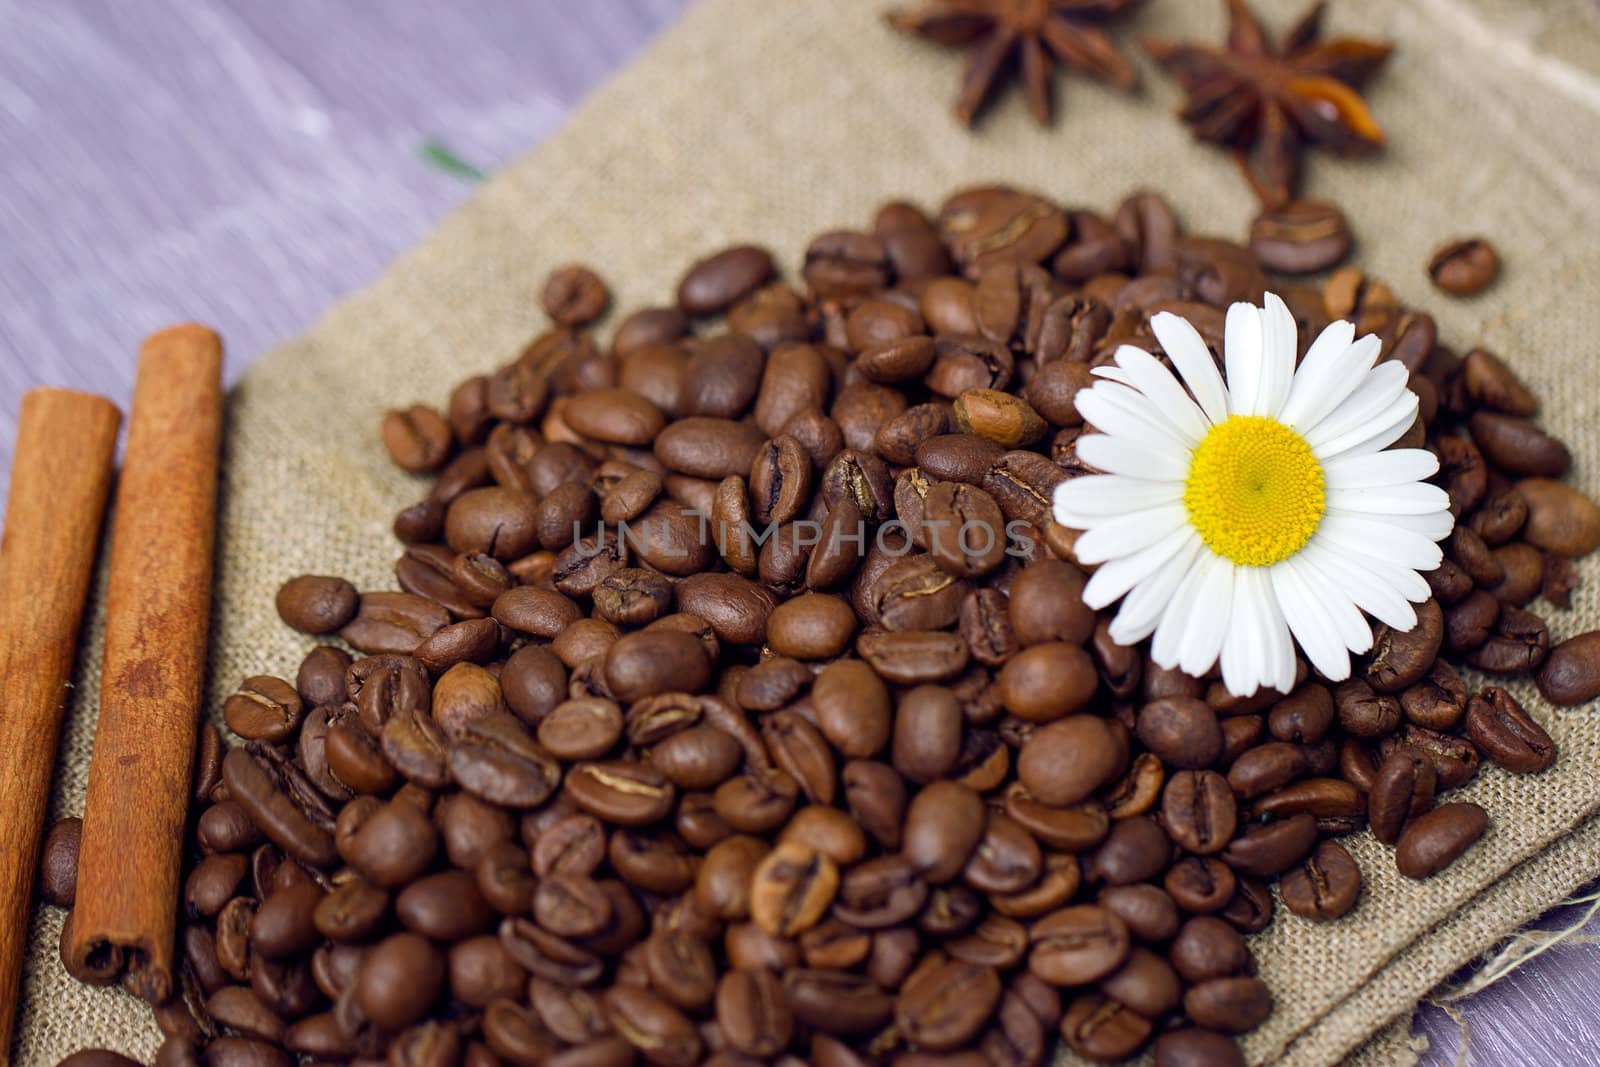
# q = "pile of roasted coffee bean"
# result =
<box><xmin>52</xmin><ymin>184</ymin><xmax>1600</xmax><ymax>1067</ymax></box>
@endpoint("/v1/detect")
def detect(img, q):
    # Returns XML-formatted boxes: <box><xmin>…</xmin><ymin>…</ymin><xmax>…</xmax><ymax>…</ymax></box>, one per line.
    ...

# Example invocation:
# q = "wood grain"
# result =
<box><xmin>66</xmin><ymin>325</ymin><xmax>222</xmax><ymax>1006</ymax></box>
<box><xmin>0</xmin><ymin>389</ymin><xmax>121</xmax><ymax>1057</ymax></box>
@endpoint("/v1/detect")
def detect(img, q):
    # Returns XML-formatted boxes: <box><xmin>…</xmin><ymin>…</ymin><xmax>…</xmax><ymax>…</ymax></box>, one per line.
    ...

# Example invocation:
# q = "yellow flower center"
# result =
<box><xmin>1183</xmin><ymin>415</ymin><xmax>1326</xmax><ymax>567</ymax></box>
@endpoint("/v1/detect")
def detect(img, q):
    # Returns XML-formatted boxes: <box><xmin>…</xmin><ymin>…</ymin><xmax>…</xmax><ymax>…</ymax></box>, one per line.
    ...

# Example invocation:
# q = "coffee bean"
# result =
<box><xmin>1279</xmin><ymin>840</ymin><xmax>1362</xmax><ymax>920</ymax></box>
<box><xmin>1017</xmin><ymin>715</ymin><xmax>1126</xmax><ymax>806</ymax></box>
<box><xmin>1428</xmin><ymin>236</ymin><xmax>1500</xmax><ymax>295</ymax></box>
<box><xmin>1517</xmin><ymin>478</ymin><xmax>1600</xmax><ymax>556</ymax></box>
<box><xmin>784</xmin><ymin>968</ymin><xmax>894</xmax><ymax>1036</ymax></box>
<box><xmin>382</xmin><ymin>405</ymin><xmax>454</xmax><ymax>473</ymax></box>
<box><xmin>1469</xmin><ymin>413</ymin><xmax>1570</xmax><ymax>477</ymax></box>
<box><xmin>275</xmin><ymin>576</ymin><xmax>359</xmax><ymax>636</ymax></box>
<box><xmin>896</xmin><ymin>959</ymin><xmax>1002</xmax><ymax>1051</ymax></box>
<box><xmin>1028</xmin><ymin>905</ymin><xmax>1129</xmax><ymax>986</ymax></box>
<box><xmin>1220</xmin><ymin>813</ymin><xmax>1317</xmax><ymax>877</ymax></box>
<box><xmin>1161</xmin><ymin>770</ymin><xmax>1237</xmax><ymax>855</ymax></box>
<box><xmin>1058</xmin><ymin>992</ymin><xmax>1152</xmax><ymax>1061</ymax></box>
<box><xmin>1000</xmin><ymin>644</ymin><xmax>1099</xmax><ymax>723</ymax></box>
<box><xmin>541</xmin><ymin>264</ymin><xmax>608</xmax><ymax>326</ymax></box>
<box><xmin>767</xmin><ymin>593</ymin><xmax>858</xmax><ymax>660</ymax></box>
<box><xmin>1465</xmin><ymin>686</ymin><xmax>1555</xmax><ymax>773</ymax></box>
<box><xmin>1537</xmin><ymin>631</ymin><xmax>1600</xmax><ymax>705</ymax></box>
<box><xmin>1396</xmin><ymin>802</ymin><xmax>1489</xmax><ymax>879</ymax></box>
<box><xmin>568</xmin><ymin>761</ymin><xmax>676</xmax><ymax>827</ymax></box>
<box><xmin>40</xmin><ymin>816</ymin><xmax>82</xmax><ymax>908</ymax></box>
<box><xmin>1249</xmin><ymin>200</ymin><xmax>1351</xmax><ymax>273</ymax></box>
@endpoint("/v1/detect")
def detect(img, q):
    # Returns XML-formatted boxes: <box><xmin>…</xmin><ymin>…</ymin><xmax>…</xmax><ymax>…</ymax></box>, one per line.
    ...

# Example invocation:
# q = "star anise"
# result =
<box><xmin>1143</xmin><ymin>0</ymin><xmax>1392</xmax><ymax>206</ymax></box>
<box><xmin>887</xmin><ymin>0</ymin><xmax>1144</xmax><ymax>127</ymax></box>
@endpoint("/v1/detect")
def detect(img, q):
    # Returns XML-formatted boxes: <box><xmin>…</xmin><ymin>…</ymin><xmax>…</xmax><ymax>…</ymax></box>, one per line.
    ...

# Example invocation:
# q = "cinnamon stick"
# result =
<box><xmin>0</xmin><ymin>388</ymin><xmax>120</xmax><ymax>1055</ymax></box>
<box><xmin>67</xmin><ymin>325</ymin><xmax>223</xmax><ymax>1004</ymax></box>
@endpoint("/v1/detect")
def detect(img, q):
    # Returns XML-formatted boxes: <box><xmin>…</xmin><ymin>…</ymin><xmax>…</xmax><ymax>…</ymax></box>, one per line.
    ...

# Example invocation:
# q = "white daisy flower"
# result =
<box><xmin>1051</xmin><ymin>291</ymin><xmax>1453</xmax><ymax>698</ymax></box>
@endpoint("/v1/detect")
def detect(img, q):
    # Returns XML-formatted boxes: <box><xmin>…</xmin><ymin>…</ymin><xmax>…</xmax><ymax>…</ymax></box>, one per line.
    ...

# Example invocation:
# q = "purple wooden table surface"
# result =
<box><xmin>1</xmin><ymin>3</ymin><xmax>1596</xmax><ymax>1064</ymax></box>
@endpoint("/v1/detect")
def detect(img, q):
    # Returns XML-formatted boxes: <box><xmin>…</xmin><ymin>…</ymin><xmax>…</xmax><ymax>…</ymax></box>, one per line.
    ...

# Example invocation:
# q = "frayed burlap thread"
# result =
<box><xmin>14</xmin><ymin>0</ymin><xmax>1600</xmax><ymax>1064</ymax></box>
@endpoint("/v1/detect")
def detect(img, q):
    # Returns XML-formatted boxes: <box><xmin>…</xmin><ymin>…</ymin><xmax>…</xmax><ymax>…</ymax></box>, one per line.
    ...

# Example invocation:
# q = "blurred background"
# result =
<box><xmin>0</xmin><ymin>3</ymin><xmax>1596</xmax><ymax>1065</ymax></box>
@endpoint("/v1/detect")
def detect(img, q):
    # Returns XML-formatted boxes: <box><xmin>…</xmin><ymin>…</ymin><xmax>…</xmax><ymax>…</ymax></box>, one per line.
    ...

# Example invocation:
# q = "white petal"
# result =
<box><xmin>1219</xmin><ymin>570</ymin><xmax>1263</xmax><ymax>697</ymax></box>
<box><xmin>1327</xmin><ymin>507</ymin><xmax>1454</xmax><ymax>542</ymax></box>
<box><xmin>1322</xmin><ymin>448</ymin><xmax>1439</xmax><ymax>489</ymax></box>
<box><xmin>1090</xmin><ymin>365</ymin><xmax>1135</xmax><ymax>387</ymax></box>
<box><xmin>1326</xmin><ymin>483</ymin><xmax>1451</xmax><ymax>516</ymax></box>
<box><xmin>1150</xmin><ymin>312</ymin><xmax>1229</xmax><ymax>425</ymax></box>
<box><xmin>1286</xmin><ymin>554</ymin><xmax>1373</xmax><ymax>655</ymax></box>
<box><xmin>1319</xmin><ymin>542</ymin><xmax>1434</xmax><ymax>605</ymax></box>
<box><xmin>1178</xmin><ymin>559</ymin><xmax>1234</xmax><ymax>676</ymax></box>
<box><xmin>1224</xmin><ymin>303</ymin><xmax>1265</xmax><ymax>416</ymax></box>
<box><xmin>1109</xmin><ymin>536</ymin><xmax>1205</xmax><ymax>644</ymax></box>
<box><xmin>1081</xmin><ymin>526</ymin><xmax>1198</xmax><ymax>607</ymax></box>
<box><xmin>1076</xmin><ymin>434</ymin><xmax>1192</xmax><ymax>482</ymax></box>
<box><xmin>1298</xmin><ymin>538</ymin><xmax>1418</xmax><ymax>631</ymax></box>
<box><xmin>1112</xmin><ymin>345</ymin><xmax>1211</xmax><ymax>443</ymax></box>
<box><xmin>1278</xmin><ymin>320</ymin><xmax>1361</xmax><ymax>430</ymax></box>
<box><xmin>1258</xmin><ymin>573</ymin><xmax>1300</xmax><ymax>693</ymax></box>
<box><xmin>1151</xmin><ymin>554</ymin><xmax>1218</xmax><ymax>669</ymax></box>
<box><xmin>1077</xmin><ymin>385</ymin><xmax>1194</xmax><ymax>450</ymax></box>
<box><xmin>1074</xmin><ymin>504</ymin><xmax>1190</xmax><ymax>565</ymax></box>
<box><xmin>1270</xmin><ymin>561</ymin><xmax>1352</xmax><ymax>681</ymax></box>
<box><xmin>1257</xmin><ymin>293</ymin><xmax>1298</xmax><ymax>419</ymax></box>
<box><xmin>1316</xmin><ymin>513</ymin><xmax>1445</xmax><ymax>571</ymax></box>
<box><xmin>1303</xmin><ymin>361</ymin><xmax>1412</xmax><ymax>451</ymax></box>
<box><xmin>1316</xmin><ymin>400</ymin><xmax>1422</xmax><ymax>458</ymax></box>
<box><xmin>1312</xmin><ymin>396</ymin><xmax>1420</xmax><ymax>459</ymax></box>
<box><xmin>1053</xmin><ymin>475</ymin><xmax>1186</xmax><ymax>528</ymax></box>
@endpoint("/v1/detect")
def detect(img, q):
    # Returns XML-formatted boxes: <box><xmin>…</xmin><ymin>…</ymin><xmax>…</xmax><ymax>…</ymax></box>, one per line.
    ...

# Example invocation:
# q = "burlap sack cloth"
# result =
<box><xmin>13</xmin><ymin>0</ymin><xmax>1600</xmax><ymax>1063</ymax></box>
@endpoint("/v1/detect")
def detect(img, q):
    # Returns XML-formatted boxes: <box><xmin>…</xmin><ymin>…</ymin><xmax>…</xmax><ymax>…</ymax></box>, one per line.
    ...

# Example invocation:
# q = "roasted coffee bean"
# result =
<box><xmin>1087</xmin><ymin>815</ymin><xmax>1171</xmax><ymax>887</ymax></box>
<box><xmin>1249</xmin><ymin>200</ymin><xmax>1351</xmax><ymax>273</ymax></box>
<box><xmin>1365</xmin><ymin>599</ymin><xmax>1443</xmax><ymax>692</ymax></box>
<box><xmin>1538</xmin><ymin>631</ymin><xmax>1600</xmax><ymax>705</ymax></box>
<box><xmin>678</xmin><ymin>244</ymin><xmax>773</xmax><ymax>316</ymax></box>
<box><xmin>1428</xmin><ymin>237</ymin><xmax>1500</xmax><ymax>295</ymax></box>
<box><xmin>1017</xmin><ymin>715</ymin><xmax>1125</xmax><ymax>806</ymax></box>
<box><xmin>766</xmin><ymin>593</ymin><xmax>858</xmax><ymax>660</ymax></box>
<box><xmin>783</xmin><ymin>968</ymin><xmax>894</xmax><ymax>1036</ymax></box>
<box><xmin>1396</xmin><ymin>802</ymin><xmax>1489</xmax><ymax>879</ymax></box>
<box><xmin>1000</xmin><ymin>644</ymin><xmax>1099</xmax><ymax>723</ymax></box>
<box><xmin>276</xmin><ymin>576</ymin><xmax>359</xmax><ymax>635</ymax></box>
<box><xmin>1137</xmin><ymin>698</ymin><xmax>1222</xmax><ymax>770</ymax></box>
<box><xmin>896</xmin><ymin>959</ymin><xmax>1002</xmax><ymax>1052</ymax></box>
<box><xmin>568</xmin><ymin>761</ymin><xmax>676</xmax><ymax>827</ymax></box>
<box><xmin>1279</xmin><ymin>840</ymin><xmax>1362</xmax><ymax>920</ymax></box>
<box><xmin>1184</xmin><ymin>975</ymin><xmax>1273</xmax><ymax>1034</ymax></box>
<box><xmin>1058</xmin><ymin>993</ymin><xmax>1152</xmax><ymax>1062</ymax></box>
<box><xmin>1028</xmin><ymin>905</ymin><xmax>1129</xmax><ymax>986</ymax></box>
<box><xmin>716</xmin><ymin>968</ymin><xmax>793</xmax><ymax>1056</ymax></box>
<box><xmin>1465</xmin><ymin>686</ymin><xmax>1555</xmax><ymax>773</ymax></box>
<box><xmin>893</xmin><ymin>685</ymin><xmax>964</xmax><ymax>784</ymax></box>
<box><xmin>1220</xmin><ymin>813</ymin><xmax>1318</xmax><ymax>877</ymax></box>
<box><xmin>1161</xmin><ymin>771</ymin><xmax>1237</xmax><ymax>855</ymax></box>
<box><xmin>1162</xmin><ymin>856</ymin><xmax>1236</xmax><ymax>915</ymax></box>
<box><xmin>40</xmin><ymin>816</ymin><xmax>82</xmax><ymax>908</ymax></box>
<box><xmin>857</xmin><ymin>629</ymin><xmax>970</xmax><ymax>684</ymax></box>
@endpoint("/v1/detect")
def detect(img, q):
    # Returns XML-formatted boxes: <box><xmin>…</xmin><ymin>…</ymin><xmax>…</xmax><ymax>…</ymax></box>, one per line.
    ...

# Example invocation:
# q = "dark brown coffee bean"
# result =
<box><xmin>1470</xmin><ymin>412</ymin><xmax>1570</xmax><ymax>477</ymax></box>
<box><xmin>896</xmin><ymin>959</ymin><xmax>1002</xmax><ymax>1052</ymax></box>
<box><xmin>1428</xmin><ymin>237</ymin><xmax>1499</xmax><ymax>295</ymax></box>
<box><xmin>1249</xmin><ymin>200</ymin><xmax>1351</xmax><ymax>273</ymax></box>
<box><xmin>223</xmin><ymin>747</ymin><xmax>337</xmax><ymax>868</ymax></box>
<box><xmin>1226</xmin><ymin>742</ymin><xmax>1309</xmax><ymax>798</ymax></box>
<box><xmin>382</xmin><ymin>404</ymin><xmax>454</xmax><ymax>473</ymax></box>
<box><xmin>1058</xmin><ymin>993</ymin><xmax>1152</xmax><ymax>1062</ymax></box>
<box><xmin>1279</xmin><ymin>840</ymin><xmax>1362</xmax><ymax>920</ymax></box>
<box><xmin>276</xmin><ymin>576</ymin><xmax>359</xmax><ymax>635</ymax></box>
<box><xmin>1220</xmin><ymin>813</ymin><xmax>1317</xmax><ymax>877</ymax></box>
<box><xmin>1136</xmin><ymin>698</ymin><xmax>1222</xmax><ymax>770</ymax></box>
<box><xmin>39</xmin><ymin>816</ymin><xmax>81</xmax><ymax>908</ymax></box>
<box><xmin>540</xmin><ymin>264</ymin><xmax>608</xmax><ymax>326</ymax></box>
<box><xmin>1160</xmin><ymin>771</ymin><xmax>1236</xmax><ymax>855</ymax></box>
<box><xmin>1333</xmin><ymin>679</ymin><xmax>1402</xmax><ymax>739</ymax></box>
<box><xmin>892</xmin><ymin>686</ymin><xmax>964</xmax><ymax>784</ymax></box>
<box><xmin>677</xmin><ymin>245</ymin><xmax>773</xmax><ymax>316</ymax></box>
<box><xmin>717</xmin><ymin>968</ymin><xmax>794</xmax><ymax>1057</ymax></box>
<box><xmin>1027</xmin><ymin>905</ymin><xmax>1129</xmax><ymax>986</ymax></box>
<box><xmin>1016</xmin><ymin>715</ymin><xmax>1125</xmax><ymax>806</ymax></box>
<box><xmin>1396</xmin><ymin>802</ymin><xmax>1489</xmax><ymax>879</ymax></box>
<box><xmin>1183</xmin><ymin>975</ymin><xmax>1272</xmax><ymax>1034</ymax></box>
<box><xmin>1465</xmin><ymin>686</ymin><xmax>1555</xmax><ymax>773</ymax></box>
<box><xmin>857</xmin><ymin>630</ymin><xmax>971</xmax><ymax>685</ymax></box>
<box><xmin>1365</xmin><ymin>599</ymin><xmax>1443</xmax><ymax>692</ymax></box>
<box><xmin>568</xmin><ymin>761</ymin><xmax>676</xmax><ymax>827</ymax></box>
<box><xmin>1468</xmin><ymin>604</ymin><xmax>1550</xmax><ymax>673</ymax></box>
<box><xmin>783</xmin><ymin>968</ymin><xmax>893</xmax><ymax>1036</ymax></box>
<box><xmin>1537</xmin><ymin>631</ymin><xmax>1600</xmax><ymax>705</ymax></box>
<box><xmin>1000</xmin><ymin>644</ymin><xmax>1098</xmax><ymax>724</ymax></box>
<box><xmin>1517</xmin><ymin>477</ymin><xmax>1600</xmax><ymax>557</ymax></box>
